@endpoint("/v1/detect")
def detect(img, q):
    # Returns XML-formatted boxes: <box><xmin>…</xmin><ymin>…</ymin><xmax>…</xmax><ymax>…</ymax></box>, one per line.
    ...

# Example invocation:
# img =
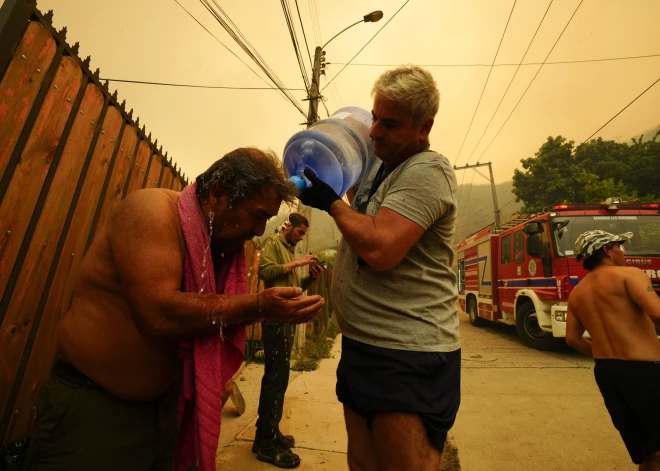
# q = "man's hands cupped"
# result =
<box><xmin>257</xmin><ymin>287</ymin><xmax>324</xmax><ymax>324</ymax></box>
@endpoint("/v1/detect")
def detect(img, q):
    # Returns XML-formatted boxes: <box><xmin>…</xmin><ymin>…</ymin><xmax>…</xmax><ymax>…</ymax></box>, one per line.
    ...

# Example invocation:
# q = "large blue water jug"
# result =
<box><xmin>283</xmin><ymin>107</ymin><xmax>376</xmax><ymax>197</ymax></box>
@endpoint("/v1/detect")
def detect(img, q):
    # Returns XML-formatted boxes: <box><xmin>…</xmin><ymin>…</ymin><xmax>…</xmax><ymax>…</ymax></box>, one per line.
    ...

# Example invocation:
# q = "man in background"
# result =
<box><xmin>253</xmin><ymin>213</ymin><xmax>322</xmax><ymax>468</ymax></box>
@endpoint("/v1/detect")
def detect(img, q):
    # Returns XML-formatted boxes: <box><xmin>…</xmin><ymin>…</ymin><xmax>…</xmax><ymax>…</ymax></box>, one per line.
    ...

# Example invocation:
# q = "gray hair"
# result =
<box><xmin>195</xmin><ymin>147</ymin><xmax>297</xmax><ymax>204</ymax></box>
<box><xmin>371</xmin><ymin>66</ymin><xmax>440</xmax><ymax>126</ymax></box>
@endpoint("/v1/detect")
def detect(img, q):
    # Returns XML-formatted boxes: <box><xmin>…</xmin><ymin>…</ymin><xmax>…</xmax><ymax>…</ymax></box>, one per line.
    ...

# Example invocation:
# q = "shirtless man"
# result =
<box><xmin>31</xmin><ymin>148</ymin><xmax>324</xmax><ymax>471</ymax></box>
<box><xmin>567</xmin><ymin>229</ymin><xmax>660</xmax><ymax>470</ymax></box>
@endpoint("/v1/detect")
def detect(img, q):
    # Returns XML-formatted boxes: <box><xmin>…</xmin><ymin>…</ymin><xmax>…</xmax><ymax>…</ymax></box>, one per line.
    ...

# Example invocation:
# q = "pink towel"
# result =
<box><xmin>175</xmin><ymin>182</ymin><xmax>247</xmax><ymax>471</ymax></box>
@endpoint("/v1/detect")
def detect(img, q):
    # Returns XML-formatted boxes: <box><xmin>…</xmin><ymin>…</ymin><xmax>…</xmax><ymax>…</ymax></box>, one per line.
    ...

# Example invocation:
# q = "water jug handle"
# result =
<box><xmin>289</xmin><ymin>175</ymin><xmax>307</xmax><ymax>192</ymax></box>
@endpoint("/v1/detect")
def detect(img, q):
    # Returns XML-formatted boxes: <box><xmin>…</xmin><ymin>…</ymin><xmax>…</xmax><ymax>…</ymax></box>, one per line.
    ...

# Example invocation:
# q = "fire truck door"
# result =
<box><xmin>478</xmin><ymin>241</ymin><xmax>492</xmax><ymax>297</ymax></box>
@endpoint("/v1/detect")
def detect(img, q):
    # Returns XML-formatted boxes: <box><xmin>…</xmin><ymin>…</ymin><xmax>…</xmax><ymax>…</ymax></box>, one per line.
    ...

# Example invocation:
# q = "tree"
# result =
<box><xmin>512</xmin><ymin>136</ymin><xmax>581</xmax><ymax>213</ymax></box>
<box><xmin>513</xmin><ymin>131</ymin><xmax>660</xmax><ymax>211</ymax></box>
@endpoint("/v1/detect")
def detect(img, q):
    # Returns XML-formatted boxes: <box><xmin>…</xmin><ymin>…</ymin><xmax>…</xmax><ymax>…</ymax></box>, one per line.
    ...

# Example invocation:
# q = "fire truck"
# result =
<box><xmin>456</xmin><ymin>198</ymin><xmax>660</xmax><ymax>350</ymax></box>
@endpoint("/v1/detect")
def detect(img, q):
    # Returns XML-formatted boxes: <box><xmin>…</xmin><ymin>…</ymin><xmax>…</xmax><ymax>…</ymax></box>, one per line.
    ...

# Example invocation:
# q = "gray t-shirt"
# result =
<box><xmin>331</xmin><ymin>150</ymin><xmax>460</xmax><ymax>352</ymax></box>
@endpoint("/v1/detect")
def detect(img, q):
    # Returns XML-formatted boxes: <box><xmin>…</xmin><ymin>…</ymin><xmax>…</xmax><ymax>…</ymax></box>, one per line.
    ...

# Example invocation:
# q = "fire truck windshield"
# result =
<box><xmin>551</xmin><ymin>215</ymin><xmax>660</xmax><ymax>257</ymax></box>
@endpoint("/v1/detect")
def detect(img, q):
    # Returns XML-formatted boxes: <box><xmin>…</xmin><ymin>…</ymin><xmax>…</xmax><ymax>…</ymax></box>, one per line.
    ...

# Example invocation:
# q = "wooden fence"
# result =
<box><xmin>0</xmin><ymin>0</ymin><xmax>187</xmax><ymax>452</ymax></box>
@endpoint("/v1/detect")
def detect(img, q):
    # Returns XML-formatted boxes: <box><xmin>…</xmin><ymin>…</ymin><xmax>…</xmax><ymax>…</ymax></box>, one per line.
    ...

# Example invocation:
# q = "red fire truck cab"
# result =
<box><xmin>456</xmin><ymin>198</ymin><xmax>660</xmax><ymax>350</ymax></box>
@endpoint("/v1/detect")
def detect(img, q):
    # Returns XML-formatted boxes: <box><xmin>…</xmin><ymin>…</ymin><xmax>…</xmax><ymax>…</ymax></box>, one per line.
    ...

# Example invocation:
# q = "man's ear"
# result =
<box><xmin>209</xmin><ymin>183</ymin><xmax>230</xmax><ymax>211</ymax></box>
<box><xmin>419</xmin><ymin>116</ymin><xmax>434</xmax><ymax>140</ymax></box>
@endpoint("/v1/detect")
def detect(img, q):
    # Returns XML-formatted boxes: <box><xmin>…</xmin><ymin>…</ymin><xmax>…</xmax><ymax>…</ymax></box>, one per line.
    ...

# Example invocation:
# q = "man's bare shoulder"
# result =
<box><xmin>109</xmin><ymin>189</ymin><xmax>183</xmax><ymax>241</ymax></box>
<box><xmin>116</xmin><ymin>189</ymin><xmax>179</xmax><ymax>218</ymax></box>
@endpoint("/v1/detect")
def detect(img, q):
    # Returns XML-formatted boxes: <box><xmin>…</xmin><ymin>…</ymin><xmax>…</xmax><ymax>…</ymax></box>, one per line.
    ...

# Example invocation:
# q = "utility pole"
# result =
<box><xmin>453</xmin><ymin>161</ymin><xmax>502</xmax><ymax>226</ymax></box>
<box><xmin>297</xmin><ymin>46</ymin><xmax>325</xmax><ymax>263</ymax></box>
<box><xmin>306</xmin><ymin>46</ymin><xmax>324</xmax><ymax>127</ymax></box>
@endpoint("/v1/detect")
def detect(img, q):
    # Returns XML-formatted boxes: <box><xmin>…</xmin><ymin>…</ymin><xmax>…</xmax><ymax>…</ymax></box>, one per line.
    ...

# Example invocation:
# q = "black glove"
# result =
<box><xmin>299</xmin><ymin>168</ymin><xmax>341</xmax><ymax>213</ymax></box>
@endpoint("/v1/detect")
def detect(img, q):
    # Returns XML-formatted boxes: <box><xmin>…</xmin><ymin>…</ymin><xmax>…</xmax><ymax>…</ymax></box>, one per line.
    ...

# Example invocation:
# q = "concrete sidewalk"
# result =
<box><xmin>215</xmin><ymin>338</ymin><xmax>349</xmax><ymax>470</ymax></box>
<box><xmin>215</xmin><ymin>314</ymin><xmax>633</xmax><ymax>470</ymax></box>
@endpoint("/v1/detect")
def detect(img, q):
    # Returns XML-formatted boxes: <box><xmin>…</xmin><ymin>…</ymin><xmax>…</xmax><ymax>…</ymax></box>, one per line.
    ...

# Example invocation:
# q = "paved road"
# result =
<box><xmin>455</xmin><ymin>311</ymin><xmax>634</xmax><ymax>470</ymax></box>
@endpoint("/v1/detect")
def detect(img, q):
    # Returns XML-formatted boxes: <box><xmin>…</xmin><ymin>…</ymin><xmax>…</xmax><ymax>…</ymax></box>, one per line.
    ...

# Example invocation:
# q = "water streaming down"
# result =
<box><xmin>200</xmin><ymin>210</ymin><xmax>224</xmax><ymax>337</ymax></box>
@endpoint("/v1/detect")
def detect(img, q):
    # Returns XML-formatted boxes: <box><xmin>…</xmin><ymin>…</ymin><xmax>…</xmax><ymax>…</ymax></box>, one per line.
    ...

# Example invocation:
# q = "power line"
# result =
<box><xmin>294</xmin><ymin>0</ymin><xmax>313</xmax><ymax>67</ymax></box>
<box><xmin>326</xmin><ymin>53</ymin><xmax>660</xmax><ymax>68</ymax></box>
<box><xmin>453</xmin><ymin>0</ymin><xmax>517</xmax><ymax>165</ymax></box>
<box><xmin>199</xmin><ymin>0</ymin><xmax>308</xmax><ymax>117</ymax></box>
<box><xmin>581</xmin><ymin>75</ymin><xmax>660</xmax><ymax>144</ymax></box>
<box><xmin>460</xmin><ymin>169</ymin><xmax>477</xmax><ymax>213</ymax></box>
<box><xmin>463</xmin><ymin>0</ymin><xmax>554</xmax><ymax>165</ymax></box>
<box><xmin>456</xmin><ymin>197</ymin><xmax>517</xmax><ymax>230</ymax></box>
<box><xmin>281</xmin><ymin>0</ymin><xmax>311</xmax><ymax>92</ymax></box>
<box><xmin>475</xmin><ymin>0</ymin><xmax>584</xmax><ymax>164</ymax></box>
<box><xmin>172</xmin><ymin>0</ymin><xmax>300</xmax><ymax>112</ymax></box>
<box><xmin>322</xmin><ymin>0</ymin><xmax>411</xmax><ymax>91</ymax></box>
<box><xmin>172</xmin><ymin>0</ymin><xmax>272</xmax><ymax>90</ymax></box>
<box><xmin>99</xmin><ymin>78</ymin><xmax>306</xmax><ymax>90</ymax></box>
<box><xmin>309</xmin><ymin>0</ymin><xmax>322</xmax><ymax>46</ymax></box>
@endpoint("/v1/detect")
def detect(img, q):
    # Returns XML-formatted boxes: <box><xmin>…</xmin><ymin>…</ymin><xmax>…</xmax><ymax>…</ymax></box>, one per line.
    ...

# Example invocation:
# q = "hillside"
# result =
<box><xmin>453</xmin><ymin>180</ymin><xmax>523</xmax><ymax>242</ymax></box>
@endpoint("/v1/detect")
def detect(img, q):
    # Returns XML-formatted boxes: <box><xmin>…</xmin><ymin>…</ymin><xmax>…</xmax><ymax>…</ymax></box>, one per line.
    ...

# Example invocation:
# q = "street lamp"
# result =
<box><xmin>306</xmin><ymin>11</ymin><xmax>383</xmax><ymax>127</ymax></box>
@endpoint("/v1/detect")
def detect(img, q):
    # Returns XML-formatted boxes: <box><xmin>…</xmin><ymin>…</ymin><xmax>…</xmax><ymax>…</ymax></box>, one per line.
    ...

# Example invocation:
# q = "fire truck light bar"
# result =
<box><xmin>546</xmin><ymin>202</ymin><xmax>660</xmax><ymax>211</ymax></box>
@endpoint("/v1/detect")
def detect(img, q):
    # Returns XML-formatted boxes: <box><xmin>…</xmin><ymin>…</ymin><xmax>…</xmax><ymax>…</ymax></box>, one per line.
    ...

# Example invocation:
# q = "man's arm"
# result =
<box><xmin>109</xmin><ymin>190</ymin><xmax>323</xmax><ymax>338</ymax></box>
<box><xmin>328</xmin><ymin>202</ymin><xmax>424</xmax><ymax>271</ymax></box>
<box><xmin>626</xmin><ymin>268</ymin><xmax>660</xmax><ymax>329</ymax></box>
<box><xmin>302</xmin><ymin>161</ymin><xmax>450</xmax><ymax>272</ymax></box>
<box><xmin>566</xmin><ymin>303</ymin><xmax>593</xmax><ymax>357</ymax></box>
<box><xmin>301</xmin><ymin>264</ymin><xmax>323</xmax><ymax>291</ymax></box>
<box><xmin>258</xmin><ymin>239</ymin><xmax>318</xmax><ymax>281</ymax></box>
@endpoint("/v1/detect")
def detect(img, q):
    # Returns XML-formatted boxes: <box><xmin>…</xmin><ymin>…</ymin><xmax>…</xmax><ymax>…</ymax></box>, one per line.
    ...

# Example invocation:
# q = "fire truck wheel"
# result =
<box><xmin>468</xmin><ymin>298</ymin><xmax>486</xmax><ymax>327</ymax></box>
<box><xmin>515</xmin><ymin>302</ymin><xmax>560</xmax><ymax>351</ymax></box>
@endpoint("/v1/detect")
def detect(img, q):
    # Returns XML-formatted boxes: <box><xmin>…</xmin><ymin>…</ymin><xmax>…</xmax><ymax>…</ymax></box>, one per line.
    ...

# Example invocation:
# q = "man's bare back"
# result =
<box><xmin>57</xmin><ymin>190</ymin><xmax>184</xmax><ymax>401</ymax></box>
<box><xmin>56</xmin><ymin>188</ymin><xmax>324</xmax><ymax>402</ymax></box>
<box><xmin>568</xmin><ymin>266</ymin><xmax>660</xmax><ymax>361</ymax></box>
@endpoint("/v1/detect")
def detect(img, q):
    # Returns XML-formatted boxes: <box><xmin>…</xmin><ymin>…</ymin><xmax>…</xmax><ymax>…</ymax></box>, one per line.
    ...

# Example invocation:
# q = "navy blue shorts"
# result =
<box><xmin>336</xmin><ymin>336</ymin><xmax>461</xmax><ymax>452</ymax></box>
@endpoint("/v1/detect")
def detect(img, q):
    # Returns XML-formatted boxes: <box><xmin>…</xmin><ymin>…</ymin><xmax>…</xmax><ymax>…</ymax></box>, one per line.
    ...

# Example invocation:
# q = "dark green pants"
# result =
<box><xmin>255</xmin><ymin>322</ymin><xmax>295</xmax><ymax>439</ymax></box>
<box><xmin>30</xmin><ymin>361</ymin><xmax>188</xmax><ymax>471</ymax></box>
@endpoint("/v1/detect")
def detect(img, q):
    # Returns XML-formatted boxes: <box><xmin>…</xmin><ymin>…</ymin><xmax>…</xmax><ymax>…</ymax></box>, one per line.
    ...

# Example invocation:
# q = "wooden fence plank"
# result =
<box><xmin>160</xmin><ymin>166</ymin><xmax>173</xmax><ymax>189</ymax></box>
<box><xmin>124</xmin><ymin>139</ymin><xmax>151</xmax><ymax>196</ymax></box>
<box><xmin>0</xmin><ymin>22</ymin><xmax>57</xmax><ymax>183</ymax></box>
<box><xmin>0</xmin><ymin>56</ymin><xmax>82</xmax><ymax>302</ymax></box>
<box><xmin>0</xmin><ymin>83</ymin><xmax>104</xmax><ymax>440</ymax></box>
<box><xmin>171</xmin><ymin>177</ymin><xmax>182</xmax><ymax>192</ymax></box>
<box><xmin>144</xmin><ymin>154</ymin><xmax>162</xmax><ymax>188</ymax></box>
<box><xmin>3</xmin><ymin>105</ymin><xmax>123</xmax><ymax>443</ymax></box>
<box><xmin>94</xmin><ymin>124</ymin><xmax>137</xmax><ymax>232</ymax></box>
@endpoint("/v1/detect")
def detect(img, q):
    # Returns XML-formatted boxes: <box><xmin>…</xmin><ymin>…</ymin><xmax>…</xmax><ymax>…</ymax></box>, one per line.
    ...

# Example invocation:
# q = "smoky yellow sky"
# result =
<box><xmin>6</xmin><ymin>0</ymin><xmax>660</xmax><ymax>185</ymax></box>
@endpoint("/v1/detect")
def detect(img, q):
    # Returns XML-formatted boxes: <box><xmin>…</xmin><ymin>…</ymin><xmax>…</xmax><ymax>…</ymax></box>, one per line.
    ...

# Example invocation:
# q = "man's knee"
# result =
<box><xmin>347</xmin><ymin>448</ymin><xmax>377</xmax><ymax>471</ymax></box>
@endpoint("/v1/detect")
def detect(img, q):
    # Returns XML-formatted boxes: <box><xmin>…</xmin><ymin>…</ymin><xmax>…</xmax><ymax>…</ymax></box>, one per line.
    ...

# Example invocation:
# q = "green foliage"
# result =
<box><xmin>313</xmin><ymin>251</ymin><xmax>336</xmax><ymax>266</ymax></box>
<box><xmin>290</xmin><ymin>357</ymin><xmax>319</xmax><ymax>371</ymax></box>
<box><xmin>290</xmin><ymin>332</ymin><xmax>335</xmax><ymax>372</ymax></box>
<box><xmin>513</xmin><ymin>131</ymin><xmax>660</xmax><ymax>211</ymax></box>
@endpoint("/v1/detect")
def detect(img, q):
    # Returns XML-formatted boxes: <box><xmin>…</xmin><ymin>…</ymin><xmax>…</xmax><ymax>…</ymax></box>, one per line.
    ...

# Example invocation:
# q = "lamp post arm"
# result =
<box><xmin>321</xmin><ymin>19</ymin><xmax>363</xmax><ymax>50</ymax></box>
